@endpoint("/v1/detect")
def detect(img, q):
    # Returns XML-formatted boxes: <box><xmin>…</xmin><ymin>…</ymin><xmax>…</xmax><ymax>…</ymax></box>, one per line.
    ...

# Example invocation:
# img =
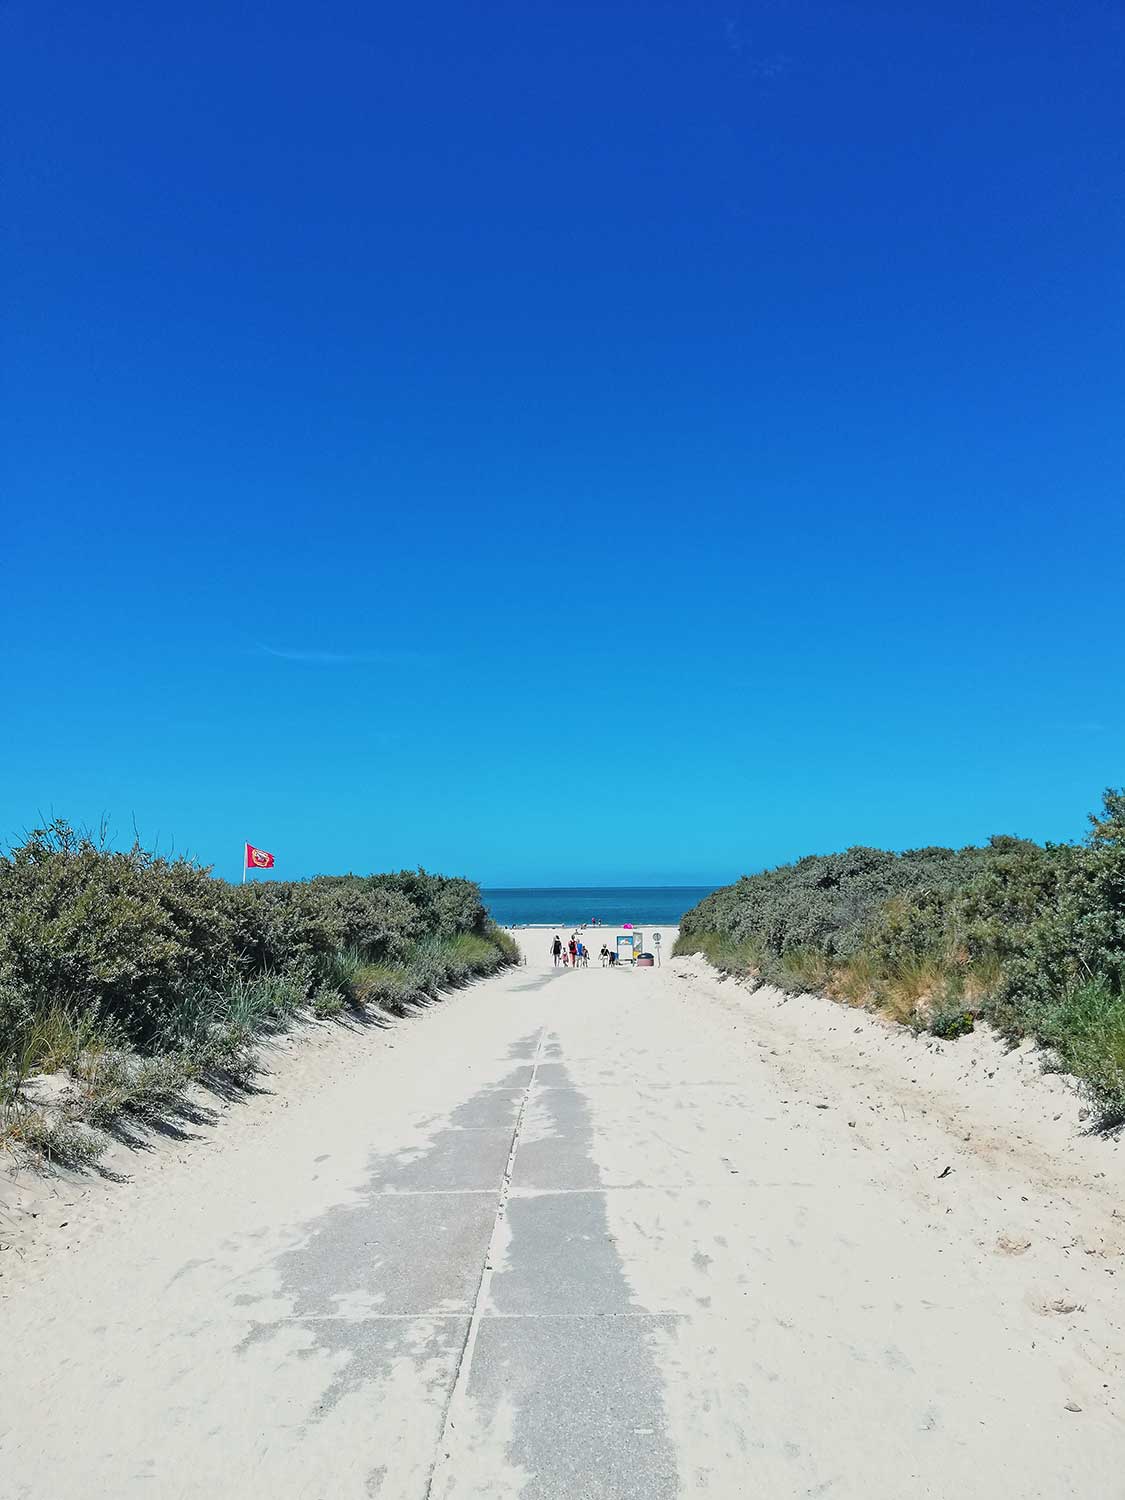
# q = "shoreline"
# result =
<box><xmin>501</xmin><ymin>921</ymin><xmax>681</xmax><ymax>931</ymax></box>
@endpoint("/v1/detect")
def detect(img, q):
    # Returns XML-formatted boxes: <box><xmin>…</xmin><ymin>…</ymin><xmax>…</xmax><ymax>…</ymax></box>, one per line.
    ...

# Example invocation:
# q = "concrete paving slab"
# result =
<box><xmin>487</xmin><ymin>1190</ymin><xmax>646</xmax><ymax>1315</ymax></box>
<box><xmin>368</xmin><ymin>1125</ymin><xmax>514</xmax><ymax>1192</ymax></box>
<box><xmin>504</xmin><ymin>1030</ymin><xmax>546</xmax><ymax>1060</ymax></box>
<box><xmin>477</xmin><ymin>1063</ymin><xmax>535</xmax><ymax>1089</ymax></box>
<box><xmin>509</xmin><ymin>1128</ymin><xmax>603</xmax><ymax>1191</ymax></box>
<box><xmin>417</xmin><ymin>1088</ymin><xmax>525</xmax><ymax>1129</ymax></box>
<box><xmin>444</xmin><ymin>1316</ymin><xmax>682</xmax><ymax>1499</ymax></box>
<box><xmin>251</xmin><ymin>1189</ymin><xmax>498</xmax><ymax>1317</ymax></box>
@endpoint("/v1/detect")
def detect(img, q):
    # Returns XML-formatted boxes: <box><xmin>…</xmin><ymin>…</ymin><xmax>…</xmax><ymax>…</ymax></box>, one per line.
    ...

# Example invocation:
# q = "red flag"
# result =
<box><xmin>245</xmin><ymin>843</ymin><xmax>275</xmax><ymax>870</ymax></box>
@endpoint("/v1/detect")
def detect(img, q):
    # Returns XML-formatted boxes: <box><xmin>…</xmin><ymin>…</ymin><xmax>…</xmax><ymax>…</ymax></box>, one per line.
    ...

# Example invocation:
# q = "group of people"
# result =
<box><xmin>551</xmin><ymin>934</ymin><xmax>587</xmax><ymax>967</ymax></box>
<box><xmin>551</xmin><ymin>933</ymin><xmax>620</xmax><ymax>968</ymax></box>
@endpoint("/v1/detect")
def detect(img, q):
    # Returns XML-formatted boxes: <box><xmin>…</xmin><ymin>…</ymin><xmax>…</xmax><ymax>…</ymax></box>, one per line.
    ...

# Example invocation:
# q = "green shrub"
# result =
<box><xmin>346</xmin><ymin>930</ymin><xmax>514</xmax><ymax>1016</ymax></box>
<box><xmin>0</xmin><ymin>823</ymin><xmax>511</xmax><ymax>1067</ymax></box>
<box><xmin>0</xmin><ymin>821</ymin><xmax>235</xmax><ymax>1046</ymax></box>
<box><xmin>929</xmin><ymin>1005</ymin><xmax>976</xmax><ymax>1040</ymax></box>
<box><xmin>0</xmin><ymin>820</ymin><xmax>520</xmax><ymax>1158</ymax></box>
<box><xmin>673</xmin><ymin>929</ymin><xmax>764</xmax><ymax>972</ymax></box>
<box><xmin>311</xmin><ymin>986</ymin><xmax>346</xmax><ymax>1019</ymax></box>
<box><xmin>353</xmin><ymin>962</ymin><xmax>414</xmax><ymax>1013</ymax></box>
<box><xmin>1017</xmin><ymin>979</ymin><xmax>1125</xmax><ymax>1126</ymax></box>
<box><xmin>776</xmin><ymin>946</ymin><xmax>832</xmax><ymax>993</ymax></box>
<box><xmin>489</xmin><ymin>925</ymin><xmax>521</xmax><ymax>966</ymax></box>
<box><xmin>317</xmin><ymin>946</ymin><xmax>367</xmax><ymax>997</ymax></box>
<box><xmin>678</xmin><ymin>788</ymin><xmax>1125</xmax><ymax>1118</ymax></box>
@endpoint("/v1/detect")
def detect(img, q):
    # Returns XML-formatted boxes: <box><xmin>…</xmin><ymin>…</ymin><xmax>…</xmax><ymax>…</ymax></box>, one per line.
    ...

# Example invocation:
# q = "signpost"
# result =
<box><xmin>653</xmin><ymin>931</ymin><xmax>662</xmax><ymax>966</ymax></box>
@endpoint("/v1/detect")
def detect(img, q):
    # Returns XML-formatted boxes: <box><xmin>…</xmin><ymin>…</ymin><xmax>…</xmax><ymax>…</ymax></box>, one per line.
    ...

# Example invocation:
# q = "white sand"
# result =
<box><xmin>1</xmin><ymin>932</ymin><xmax>1122</xmax><ymax>1497</ymax></box>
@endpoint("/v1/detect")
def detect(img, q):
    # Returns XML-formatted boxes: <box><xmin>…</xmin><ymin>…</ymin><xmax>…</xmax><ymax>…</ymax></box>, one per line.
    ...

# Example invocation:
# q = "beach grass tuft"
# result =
<box><xmin>1022</xmin><ymin>979</ymin><xmax>1125</xmax><ymax>1128</ymax></box>
<box><xmin>3</xmin><ymin>1108</ymin><xmax>107</xmax><ymax>1169</ymax></box>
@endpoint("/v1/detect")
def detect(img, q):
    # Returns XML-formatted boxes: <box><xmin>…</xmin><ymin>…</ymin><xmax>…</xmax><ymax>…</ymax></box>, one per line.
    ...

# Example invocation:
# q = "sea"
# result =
<box><xmin>482</xmin><ymin>886</ymin><xmax>717</xmax><ymax>928</ymax></box>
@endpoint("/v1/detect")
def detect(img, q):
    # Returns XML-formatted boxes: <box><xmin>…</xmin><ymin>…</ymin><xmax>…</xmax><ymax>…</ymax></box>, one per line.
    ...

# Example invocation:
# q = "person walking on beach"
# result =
<box><xmin>568</xmin><ymin>937</ymin><xmax>578</xmax><ymax>967</ymax></box>
<box><xmin>551</xmin><ymin>935</ymin><xmax>562</xmax><ymax>967</ymax></box>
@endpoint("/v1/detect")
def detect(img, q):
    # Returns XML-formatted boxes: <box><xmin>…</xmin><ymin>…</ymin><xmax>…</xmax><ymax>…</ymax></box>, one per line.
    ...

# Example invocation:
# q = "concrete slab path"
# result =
<box><xmin>2</xmin><ymin>930</ymin><xmax>1123</xmax><ymax>1498</ymax></box>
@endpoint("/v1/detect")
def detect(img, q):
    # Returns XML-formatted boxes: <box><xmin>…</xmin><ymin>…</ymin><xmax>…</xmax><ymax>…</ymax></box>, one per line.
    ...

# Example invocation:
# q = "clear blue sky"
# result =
<box><xmin>3</xmin><ymin>2</ymin><xmax>1123</xmax><ymax>886</ymax></box>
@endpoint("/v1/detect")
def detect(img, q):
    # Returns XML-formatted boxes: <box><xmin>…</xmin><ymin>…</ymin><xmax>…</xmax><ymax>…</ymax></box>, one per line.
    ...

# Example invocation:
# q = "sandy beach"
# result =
<box><xmin>2</xmin><ymin>929</ymin><xmax>1122</xmax><ymax>1497</ymax></box>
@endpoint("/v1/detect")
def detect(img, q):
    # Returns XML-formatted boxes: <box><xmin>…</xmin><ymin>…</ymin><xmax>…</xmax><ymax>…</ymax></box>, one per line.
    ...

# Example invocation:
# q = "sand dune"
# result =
<box><xmin>1</xmin><ymin>928</ymin><xmax>1122</xmax><ymax>1497</ymax></box>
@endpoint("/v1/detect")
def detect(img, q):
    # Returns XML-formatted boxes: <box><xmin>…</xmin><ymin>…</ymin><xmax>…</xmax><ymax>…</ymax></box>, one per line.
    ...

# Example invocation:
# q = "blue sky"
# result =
<box><xmin>3</xmin><ymin>1</ymin><xmax>1123</xmax><ymax>886</ymax></box>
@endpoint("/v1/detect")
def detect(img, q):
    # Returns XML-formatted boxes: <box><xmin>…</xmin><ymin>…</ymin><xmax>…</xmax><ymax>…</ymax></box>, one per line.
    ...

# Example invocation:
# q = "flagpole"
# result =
<box><xmin>242</xmin><ymin>844</ymin><xmax>246</xmax><ymax>885</ymax></box>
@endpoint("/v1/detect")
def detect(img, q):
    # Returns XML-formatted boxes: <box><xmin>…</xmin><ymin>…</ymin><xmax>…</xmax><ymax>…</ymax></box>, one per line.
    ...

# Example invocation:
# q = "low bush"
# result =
<box><xmin>0</xmin><ymin>821</ymin><xmax>517</xmax><ymax>1149</ymax></box>
<box><xmin>310</xmin><ymin>986</ymin><xmax>346</xmax><ymax>1019</ymax></box>
<box><xmin>2</xmin><ymin>1109</ymin><xmax>107</xmax><ymax>1169</ymax></box>
<box><xmin>489</xmin><ymin>926</ymin><xmax>521</xmax><ymax>966</ymax></box>
<box><xmin>676</xmin><ymin>789</ymin><xmax>1125</xmax><ymax>1122</ymax></box>
<box><xmin>1017</xmin><ymin>980</ymin><xmax>1125</xmax><ymax>1126</ymax></box>
<box><xmin>72</xmin><ymin>1050</ymin><xmax>201</xmax><ymax>1129</ymax></box>
<box><xmin>687</xmin><ymin>931</ymin><xmax>765</xmax><ymax>974</ymax></box>
<box><xmin>352</xmin><ymin>962</ymin><xmax>414</xmax><ymax>1013</ymax></box>
<box><xmin>929</xmin><ymin>1004</ymin><xmax>976</xmax><ymax>1040</ymax></box>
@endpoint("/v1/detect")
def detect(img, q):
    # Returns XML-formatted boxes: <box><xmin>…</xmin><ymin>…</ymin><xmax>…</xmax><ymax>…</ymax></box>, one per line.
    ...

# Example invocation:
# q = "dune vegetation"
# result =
<box><xmin>0</xmin><ymin>821</ymin><xmax>518</xmax><ymax>1165</ymax></box>
<box><xmin>676</xmin><ymin>789</ymin><xmax>1125</xmax><ymax>1126</ymax></box>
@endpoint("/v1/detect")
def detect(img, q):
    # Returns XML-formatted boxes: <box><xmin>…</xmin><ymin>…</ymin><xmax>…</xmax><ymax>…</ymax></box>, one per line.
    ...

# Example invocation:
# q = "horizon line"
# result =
<box><xmin>481</xmin><ymin>883</ymin><xmax>724</xmax><ymax>891</ymax></box>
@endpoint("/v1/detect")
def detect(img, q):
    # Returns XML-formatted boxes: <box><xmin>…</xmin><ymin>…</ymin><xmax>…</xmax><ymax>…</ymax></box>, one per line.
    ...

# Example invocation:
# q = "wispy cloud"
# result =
<box><xmin>254</xmin><ymin>643</ymin><xmax>433</xmax><ymax>667</ymax></box>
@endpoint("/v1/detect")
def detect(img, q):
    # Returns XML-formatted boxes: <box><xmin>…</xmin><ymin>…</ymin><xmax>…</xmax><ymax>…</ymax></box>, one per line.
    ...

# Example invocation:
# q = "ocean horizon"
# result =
<box><xmin>481</xmin><ymin>885</ymin><xmax>716</xmax><ymax>927</ymax></box>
